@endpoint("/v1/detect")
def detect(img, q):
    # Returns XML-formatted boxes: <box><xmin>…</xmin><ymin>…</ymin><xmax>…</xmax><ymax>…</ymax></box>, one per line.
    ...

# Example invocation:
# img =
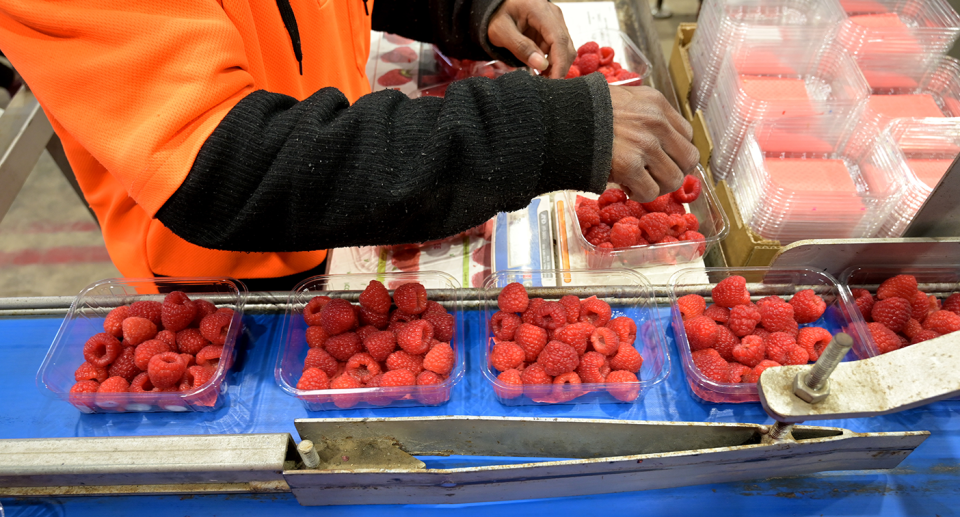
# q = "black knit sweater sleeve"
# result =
<box><xmin>155</xmin><ymin>72</ymin><xmax>613</xmax><ymax>253</ymax></box>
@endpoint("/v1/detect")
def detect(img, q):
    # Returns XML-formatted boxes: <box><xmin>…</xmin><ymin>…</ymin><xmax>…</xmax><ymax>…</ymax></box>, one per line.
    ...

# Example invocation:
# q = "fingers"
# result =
<box><xmin>488</xmin><ymin>16</ymin><xmax>550</xmax><ymax>73</ymax></box>
<box><xmin>660</xmin><ymin>129</ymin><xmax>701</xmax><ymax>173</ymax></box>
<box><xmin>642</xmin><ymin>144</ymin><xmax>685</xmax><ymax>194</ymax></box>
<box><xmin>531</xmin><ymin>5</ymin><xmax>575</xmax><ymax>78</ymax></box>
<box><xmin>488</xmin><ymin>0</ymin><xmax>575</xmax><ymax>78</ymax></box>
<box><xmin>611</xmin><ymin>150</ymin><xmax>660</xmax><ymax>202</ymax></box>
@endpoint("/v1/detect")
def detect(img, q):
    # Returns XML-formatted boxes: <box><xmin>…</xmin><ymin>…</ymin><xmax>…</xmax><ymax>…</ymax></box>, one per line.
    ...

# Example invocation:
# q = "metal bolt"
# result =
<box><xmin>767</xmin><ymin>421</ymin><xmax>794</xmax><ymax>441</ymax></box>
<box><xmin>805</xmin><ymin>333</ymin><xmax>854</xmax><ymax>390</ymax></box>
<box><xmin>297</xmin><ymin>440</ymin><xmax>320</xmax><ymax>469</ymax></box>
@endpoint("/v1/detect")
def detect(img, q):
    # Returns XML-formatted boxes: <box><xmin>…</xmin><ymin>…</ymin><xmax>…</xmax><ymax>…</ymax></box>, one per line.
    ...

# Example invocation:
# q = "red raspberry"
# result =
<box><xmin>490</xmin><ymin>311</ymin><xmax>522</xmax><ymax>340</ymax></box>
<box><xmin>712</xmin><ymin>276</ymin><xmax>751</xmax><ymax>308</ymax></box>
<box><xmin>495</xmin><ymin>282</ymin><xmax>528</xmax><ymax>313</ymax></box>
<box><xmin>851</xmin><ymin>289</ymin><xmax>875</xmax><ymax>321</ymax></box>
<box><xmin>306</xmin><ymin>325</ymin><xmax>329</xmax><ymax>348</ymax></box>
<box><xmin>75</xmin><ymin>361</ymin><xmax>109</xmax><ymax>383</ymax></box>
<box><xmin>797</xmin><ymin>327</ymin><xmax>832</xmax><ymax>362</ymax></box>
<box><xmin>520</xmin><ymin>363</ymin><xmax>553</xmax><ymax>385</ymax></box>
<box><xmin>422</xmin><ymin>310</ymin><xmax>455</xmax><ymax>342</ymax></box>
<box><xmin>176</xmin><ymin>328</ymin><xmax>210</xmax><ymax>355</ymax></box>
<box><xmin>867</xmin><ymin>321</ymin><xmax>901</xmax><ymax>354</ymax></box>
<box><xmin>728</xmin><ymin>362</ymin><xmax>752</xmax><ymax>383</ymax></box>
<box><xmin>683</xmin><ymin>213</ymin><xmax>700</xmax><ymax>232</ymax></box>
<box><xmin>742</xmin><ymin>360</ymin><xmax>782</xmax><ymax>384</ymax></box>
<box><xmin>672</xmin><ymin>174</ymin><xmax>702</xmax><ymax>203</ymax></box>
<box><xmin>296</xmin><ymin>367</ymin><xmax>331</xmax><ymax>391</ymax></box>
<box><xmin>103</xmin><ymin>305</ymin><xmax>131</xmax><ymax>338</ymax></box>
<box><xmin>692</xmin><ymin>348</ymin><xmax>729</xmax><ymax>383</ymax></box>
<box><xmin>911</xmin><ymin>291</ymin><xmax>940</xmax><ymax>323</ymax></box>
<box><xmin>782</xmin><ymin>345</ymin><xmax>810</xmax><ymax>365</ymax></box>
<box><xmin>156</xmin><ymin>329</ymin><xmax>177</xmax><ymax>347</ymax></box>
<box><xmin>388</xmin><ymin>309</ymin><xmax>419</xmax><ymax>332</ymax></box>
<box><xmin>589</xmin><ymin>327</ymin><xmax>620</xmax><ymax>356</ymax></box>
<box><xmin>677</xmin><ymin>294</ymin><xmax>706</xmax><ymax>320</ymax></box>
<box><xmin>199</xmin><ymin>311</ymin><xmax>232</xmax><ymax>346</ymax></box>
<box><xmin>396</xmin><ymin>320</ymin><xmax>434</xmax><ymax>355</ymax></box>
<box><xmin>728</xmin><ymin>304</ymin><xmax>762</xmax><ymax>337</ymax></box>
<box><xmin>902</xmin><ymin>318</ymin><xmax>923</xmax><ymax>339</ymax></box>
<box><xmin>344</xmin><ymin>353</ymin><xmax>381</xmax><ymax>384</ymax></box>
<box><xmin>912</xmin><ymin>329</ymin><xmax>941</xmax><ymax>344</ymax></box>
<box><xmin>196</xmin><ymin>345</ymin><xmax>223</xmax><ymax>369</ymax></box>
<box><xmin>609</xmin><ymin>344</ymin><xmax>643</xmax><ymax>373</ymax></box>
<box><xmin>877</xmin><ymin>274</ymin><xmax>918</xmax><ymax>301</ymax></box>
<box><xmin>713</xmin><ymin>325</ymin><xmax>740</xmax><ymax>362</ymax></box>
<box><xmin>598</xmin><ymin>242</ymin><xmax>615</xmax><ymax>249</ymax></box>
<box><xmin>536</xmin><ymin>301</ymin><xmax>567</xmax><ymax>330</ymax></box>
<box><xmin>179</xmin><ymin>365</ymin><xmax>214</xmax><ymax>393</ymax></box>
<box><xmin>107</xmin><ymin>346</ymin><xmax>140</xmax><ymax>382</ymax></box>
<box><xmin>664</xmin><ymin>197</ymin><xmax>686</xmax><ymax>216</ymax></box>
<box><xmin>584</xmin><ymin>223</ymin><xmax>612</xmax><ymax>245</ymax></box>
<box><xmin>606</xmin><ymin>370</ymin><xmax>640</xmax><ymax>402</ymax></box>
<box><xmin>610</xmin><ymin>219</ymin><xmax>641</xmax><ymax>248</ymax></box>
<box><xmin>415</xmin><ymin>370</ymin><xmax>448</xmax><ymax>405</ymax></box>
<box><xmin>576</xmin><ymin>201</ymin><xmax>601</xmax><ymax>230</ymax></box>
<box><xmin>537</xmin><ymin>341</ymin><xmax>580</xmax><ymax>376</ymax></box>
<box><xmin>71</xmin><ymin>379</ymin><xmax>100</xmax><ymax>395</ymax></box>
<box><xmin>551</xmin><ymin>372</ymin><xmax>583</xmax><ymax>402</ymax></box>
<box><xmin>789</xmin><ymin>290</ymin><xmax>826</xmax><ymax>324</ymax></box>
<box><xmin>147</xmin><ymin>352</ymin><xmax>186</xmax><ymax>389</ymax></box>
<box><xmin>495</xmin><ymin>369</ymin><xmax>524</xmax><ymax>399</ymax></box>
<box><xmin>161</xmin><ymin>291</ymin><xmax>197</xmax><ymax>332</ymax></box>
<box><xmin>359</xmin><ymin>280</ymin><xmax>392</xmax><ymax>314</ymax></box>
<box><xmin>732</xmin><ymin>335</ymin><xmax>765</xmax><ymax>368</ymax></box>
<box><xmin>385</xmin><ymin>350</ymin><xmax>424</xmax><ymax>375</ymax></box>
<box><xmin>98</xmin><ymin>376</ymin><xmax>130</xmax><ymax>393</ymax></box>
<box><xmin>577</xmin><ymin>195</ymin><xmax>600</xmax><ymax>212</ymax></box>
<box><xmin>577</xmin><ymin>41</ymin><xmax>601</xmax><ymax>57</ymax></box>
<box><xmin>83</xmin><ymin>333</ymin><xmax>122</xmax><ymax>367</ymax></box>
<box><xmin>944</xmin><ymin>293</ymin><xmax>960</xmax><ymax>314</ymax></box>
<box><xmin>759</xmin><ymin>299</ymin><xmax>796</xmax><ymax>333</ymax></box>
<box><xmin>358</xmin><ymin>306</ymin><xmax>389</xmax><ymax>330</ymax></box>
<box><xmin>871</xmin><ymin>297</ymin><xmax>912</xmax><ymax>333</ymax></box>
<box><xmin>490</xmin><ymin>341</ymin><xmax>525</xmax><ymax>372</ymax></box>
<box><xmin>657</xmin><ymin>236</ymin><xmax>679</xmax><ymax>244</ymax></box>
<box><xmin>576</xmin><ymin>351</ymin><xmax>610</xmax><ymax>383</ymax></box>
<box><xmin>640</xmin><ymin>194</ymin><xmax>672</xmax><ymax>213</ymax></box>
<box><xmin>638</xmin><ymin>212</ymin><xmax>670</xmax><ymax>242</ymax></box>
<box><xmin>129</xmin><ymin>300</ymin><xmax>163</xmax><ymax>328</ymax></box>
<box><xmin>363</xmin><ymin>330</ymin><xmax>397</xmax><ymax>362</ymax></box>
<box><xmin>303</xmin><ymin>296</ymin><xmax>331</xmax><ymax>326</ymax></box>
<box><xmin>324</xmin><ymin>332</ymin><xmax>363</xmax><ymax>361</ymax></box>
<box><xmin>579</xmin><ymin>296</ymin><xmax>612</xmax><ymax>327</ymax></box>
<box><xmin>683</xmin><ymin>315</ymin><xmax>719</xmax><ymax>351</ymax></box>
<box><xmin>122</xmin><ymin>317</ymin><xmax>158</xmax><ymax>347</ymax></box>
<box><xmin>606</xmin><ymin>316</ymin><xmax>637</xmax><ymax>347</ymax></box>
<box><xmin>752</xmin><ymin>328</ymin><xmax>771</xmax><ymax>340</ymax></box>
<box><xmin>191</xmin><ymin>299</ymin><xmax>217</xmax><ymax>327</ymax></box>
<box><xmin>665</xmin><ymin>213</ymin><xmax>687</xmax><ymax>238</ymax></box>
<box><xmin>515</xmin><ymin>323</ymin><xmax>548</xmax><ymax>362</ymax></box>
<box><xmin>578</xmin><ymin>52</ymin><xmax>600</xmax><ymax>74</ymax></box>
<box><xmin>381</xmin><ymin>369</ymin><xmax>417</xmax><ymax>387</ymax></box>
<box><xmin>304</xmin><ymin>347</ymin><xmax>339</xmax><ymax>378</ymax></box>
<box><xmin>330</xmin><ymin>374</ymin><xmax>363</xmax><ymax>409</ymax></box>
<box><xmin>600</xmin><ymin>202</ymin><xmax>632</xmax><ymax>226</ymax></box>
<box><xmin>922</xmin><ymin>310</ymin><xmax>960</xmax><ymax>335</ymax></box>
<box><xmin>679</xmin><ymin>229</ymin><xmax>707</xmax><ymax>254</ymax></box>
<box><xmin>703</xmin><ymin>304</ymin><xmax>730</xmax><ymax>324</ymax></box>
<box><xmin>764</xmin><ymin>332</ymin><xmax>797</xmax><ymax>364</ymax></box>
<box><xmin>180</xmin><ymin>353</ymin><xmax>196</xmax><ymax>369</ymax></box>
<box><xmin>394</xmin><ymin>283</ymin><xmax>428</xmax><ymax>315</ymax></box>
<box><xmin>424</xmin><ymin>342</ymin><xmax>455</xmax><ymax>375</ymax></box>
<box><xmin>319</xmin><ymin>298</ymin><xmax>358</xmax><ymax>336</ymax></box>
<box><xmin>625</xmin><ymin>199</ymin><xmax>647</xmax><ymax>219</ymax></box>
<box><xmin>555</xmin><ymin>295</ymin><xmax>581</xmax><ymax>324</ymax></box>
<box><xmin>134</xmin><ymin>339</ymin><xmax>172</xmax><ymax>370</ymax></box>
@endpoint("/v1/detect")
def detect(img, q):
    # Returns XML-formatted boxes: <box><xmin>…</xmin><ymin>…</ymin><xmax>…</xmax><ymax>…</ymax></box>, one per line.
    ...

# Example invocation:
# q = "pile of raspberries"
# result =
<box><xmin>678</xmin><ymin>275</ymin><xmax>834</xmax><ymax>385</ymax></box>
<box><xmin>852</xmin><ymin>274</ymin><xmax>960</xmax><ymax>354</ymax></box>
<box><xmin>565</xmin><ymin>41</ymin><xmax>642</xmax><ymax>83</ymax></box>
<box><xmin>488</xmin><ymin>282</ymin><xmax>644</xmax><ymax>403</ymax></box>
<box><xmin>70</xmin><ymin>291</ymin><xmax>235</xmax><ymax>406</ymax></box>
<box><xmin>296</xmin><ymin>280</ymin><xmax>456</xmax><ymax>409</ymax></box>
<box><xmin>575</xmin><ymin>176</ymin><xmax>705</xmax><ymax>252</ymax></box>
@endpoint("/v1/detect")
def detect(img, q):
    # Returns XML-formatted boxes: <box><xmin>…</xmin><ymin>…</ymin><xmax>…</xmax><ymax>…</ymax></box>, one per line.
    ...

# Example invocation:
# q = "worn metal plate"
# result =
<box><xmin>770</xmin><ymin>238</ymin><xmax>960</xmax><ymax>279</ymax></box>
<box><xmin>904</xmin><ymin>153</ymin><xmax>960</xmax><ymax>237</ymax></box>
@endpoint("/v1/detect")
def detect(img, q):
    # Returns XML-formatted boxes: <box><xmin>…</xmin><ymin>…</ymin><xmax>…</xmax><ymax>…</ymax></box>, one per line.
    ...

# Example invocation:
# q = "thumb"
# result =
<box><xmin>488</xmin><ymin>17</ymin><xmax>549</xmax><ymax>72</ymax></box>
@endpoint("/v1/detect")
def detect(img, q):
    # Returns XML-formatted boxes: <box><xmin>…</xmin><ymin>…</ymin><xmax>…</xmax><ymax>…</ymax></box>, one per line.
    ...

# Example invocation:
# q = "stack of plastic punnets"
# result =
<box><xmin>727</xmin><ymin>116</ymin><xmax>908</xmax><ymax>244</ymax></box>
<box><xmin>836</xmin><ymin>0</ymin><xmax>960</xmax><ymax>59</ymax></box>
<box><xmin>875</xmin><ymin>118</ymin><xmax>960</xmax><ymax>237</ymax></box>
<box><xmin>704</xmin><ymin>41</ymin><xmax>870</xmax><ymax>181</ymax></box>
<box><xmin>689</xmin><ymin>0</ymin><xmax>846</xmax><ymax>113</ymax></box>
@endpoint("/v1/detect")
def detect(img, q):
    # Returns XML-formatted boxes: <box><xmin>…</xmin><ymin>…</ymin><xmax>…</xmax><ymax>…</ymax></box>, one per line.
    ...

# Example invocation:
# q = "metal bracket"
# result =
<box><xmin>0</xmin><ymin>86</ymin><xmax>54</xmax><ymax>223</ymax></box>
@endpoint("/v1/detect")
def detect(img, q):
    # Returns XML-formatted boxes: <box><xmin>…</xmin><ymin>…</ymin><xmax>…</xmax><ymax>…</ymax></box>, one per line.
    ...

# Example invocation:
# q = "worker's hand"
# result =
<box><xmin>487</xmin><ymin>0</ymin><xmax>576</xmax><ymax>79</ymax></box>
<box><xmin>608</xmin><ymin>85</ymin><xmax>700</xmax><ymax>202</ymax></box>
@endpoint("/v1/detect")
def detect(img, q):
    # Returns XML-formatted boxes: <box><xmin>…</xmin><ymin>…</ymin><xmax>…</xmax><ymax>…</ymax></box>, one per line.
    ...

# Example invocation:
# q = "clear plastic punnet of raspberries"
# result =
<box><xmin>43</xmin><ymin>278</ymin><xmax>245</xmax><ymax>413</ymax></box>
<box><xmin>279</xmin><ymin>273</ymin><xmax>463</xmax><ymax>411</ymax></box>
<box><xmin>482</xmin><ymin>271</ymin><xmax>668</xmax><ymax>405</ymax></box>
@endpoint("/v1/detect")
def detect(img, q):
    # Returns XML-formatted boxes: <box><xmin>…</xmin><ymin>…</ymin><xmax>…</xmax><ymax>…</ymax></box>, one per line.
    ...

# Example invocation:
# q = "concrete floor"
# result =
<box><xmin>0</xmin><ymin>0</ymin><xmax>692</xmax><ymax>298</ymax></box>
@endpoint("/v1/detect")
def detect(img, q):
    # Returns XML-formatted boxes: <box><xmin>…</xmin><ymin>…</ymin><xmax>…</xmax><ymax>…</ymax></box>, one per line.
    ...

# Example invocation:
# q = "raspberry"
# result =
<box><xmin>537</xmin><ymin>341</ymin><xmax>580</xmax><ymax>376</ymax></box>
<box><xmin>732</xmin><ymin>335</ymin><xmax>765</xmax><ymax>368</ymax></box>
<box><xmin>381</xmin><ymin>369</ymin><xmax>417</xmax><ymax>387</ymax></box>
<box><xmin>638</xmin><ymin>212</ymin><xmax>670</xmax><ymax>242</ymax></box>
<box><xmin>606</xmin><ymin>370</ymin><xmax>640</xmax><ymax>402</ymax></box>
<box><xmin>521</xmin><ymin>363</ymin><xmax>553</xmax><ymax>385</ymax></box>
<box><xmin>683</xmin><ymin>213</ymin><xmax>700</xmax><ymax>232</ymax></box>
<box><xmin>867</xmin><ymin>322</ymin><xmax>902</xmax><ymax>354</ymax></box>
<box><xmin>176</xmin><ymin>328</ymin><xmax>210</xmax><ymax>355</ymax></box>
<box><xmin>944</xmin><ymin>293</ymin><xmax>960</xmax><ymax>314</ymax></box>
<box><xmin>71</xmin><ymin>379</ymin><xmax>100</xmax><ymax>395</ymax></box>
<box><xmin>712</xmin><ymin>276</ymin><xmax>750</xmax><ymax>308</ymax></box>
<box><xmin>713</xmin><ymin>325</ymin><xmax>740</xmax><ymax>362</ymax></box>
<box><xmin>552</xmin><ymin>372</ymin><xmax>583</xmax><ymax>402</ymax></box>
<box><xmin>692</xmin><ymin>348</ymin><xmax>728</xmax><ymax>383</ymax></box>
<box><xmin>672</xmin><ymin>174</ymin><xmax>702</xmax><ymax>203</ymax></box>
<box><xmin>609</xmin><ymin>344</ymin><xmax>643</xmax><ymax>373</ymax></box>
<box><xmin>423</xmin><ymin>342</ymin><xmax>455</xmax><ymax>375</ymax></box>
<box><xmin>344</xmin><ymin>353</ymin><xmax>382</xmax><ymax>384</ymax></box>
<box><xmin>576</xmin><ymin>202</ymin><xmax>601</xmax><ymax>229</ymax></box>
<box><xmin>415</xmin><ymin>371</ymin><xmax>448</xmax><ymax>405</ymax></box>
<box><xmin>640</xmin><ymin>194</ymin><xmax>672</xmax><ymax>213</ymax></box>
<box><xmin>797</xmin><ymin>326</ymin><xmax>833</xmax><ymax>362</ymax></box>
<box><xmin>728</xmin><ymin>304</ymin><xmax>762</xmax><ymax>337</ymax></box>
<box><xmin>589</xmin><ymin>327</ymin><xmax>620</xmax><ymax>356</ymax></box>
<box><xmin>789</xmin><ymin>290</ymin><xmax>826</xmax><ymax>324</ymax></box>
<box><xmin>306</xmin><ymin>326</ymin><xmax>329</xmax><ymax>348</ymax></box>
<box><xmin>363</xmin><ymin>330</ymin><xmax>397</xmax><ymax>362</ymax></box>
<box><xmin>83</xmin><ymin>333</ymin><xmax>122</xmax><ymax>368</ymax></box>
<box><xmin>922</xmin><ymin>310</ymin><xmax>960</xmax><ymax>335</ymax></box>
<box><xmin>742</xmin><ymin>360</ymin><xmax>782</xmax><ymax>384</ymax></box>
<box><xmin>359</xmin><ymin>280</ymin><xmax>392</xmax><ymax>314</ymax></box>
<box><xmin>579</xmin><ymin>296</ymin><xmax>612</xmax><ymax>327</ymax></box>
<box><xmin>877</xmin><ymin>274</ymin><xmax>918</xmax><ymax>301</ymax></box>
<box><xmin>324</xmin><ymin>332</ymin><xmax>363</xmax><ymax>361</ymax></box>
<box><xmin>610</xmin><ymin>219</ymin><xmax>641</xmax><ymax>248</ymax></box>
<box><xmin>394</xmin><ymin>283</ymin><xmax>428</xmax><ymax>315</ymax></box>
<box><xmin>179</xmin><ymin>365</ymin><xmax>214</xmax><ymax>393</ymax></box>
<box><xmin>134</xmin><ymin>339</ymin><xmax>172</xmax><ymax>370</ymax></box>
<box><xmin>758</xmin><ymin>299</ymin><xmax>796</xmax><ymax>333</ymax></box>
<box><xmin>497</xmin><ymin>282</ymin><xmax>530</xmax><ymax>313</ymax></box>
<box><xmin>495</xmin><ymin>369</ymin><xmax>524</xmax><ymax>399</ymax></box>
<box><xmin>192</xmin><ymin>299</ymin><xmax>218</xmax><ymax>327</ymax></box>
<box><xmin>598</xmin><ymin>242</ymin><xmax>615</xmax><ymax>249</ymax></box>
<box><xmin>666</xmin><ymin>213</ymin><xmax>688</xmax><ymax>237</ymax></box>
<box><xmin>871</xmin><ymin>297</ymin><xmax>912</xmax><ymax>333</ymax></box>
<box><xmin>764</xmin><ymin>332</ymin><xmax>797</xmax><ymax>364</ymax></box>
<box><xmin>657</xmin><ymin>236</ymin><xmax>679</xmax><ymax>244</ymax></box>
<box><xmin>584</xmin><ymin>223</ymin><xmax>612</xmax><ymax>245</ymax></box>
<box><xmin>75</xmin><ymin>361</ymin><xmax>109</xmax><ymax>383</ymax></box>
<box><xmin>728</xmin><ymin>362</ymin><xmax>752</xmax><ymax>383</ymax></box>
<box><xmin>129</xmin><ymin>300</ymin><xmax>163</xmax><ymax>328</ymax></box>
<box><xmin>536</xmin><ymin>301</ymin><xmax>567</xmax><ymax>330</ymax></box>
<box><xmin>599</xmin><ymin>202</ymin><xmax>631</xmax><ymax>226</ymax></box>
<box><xmin>103</xmin><ymin>305</ymin><xmax>131</xmax><ymax>338</ymax></box>
<box><xmin>490</xmin><ymin>341</ymin><xmax>525</xmax><ymax>372</ymax></box>
<box><xmin>556</xmin><ymin>295</ymin><xmax>581</xmax><ymax>324</ymax></box>
<box><xmin>677</xmin><ymin>294</ymin><xmax>706</xmax><ymax>320</ymax></box>
<box><xmin>416</xmin><ymin>370</ymin><xmax>443</xmax><ymax>386</ymax></box>
<box><xmin>330</xmin><ymin>374</ymin><xmax>363</xmax><ymax>409</ymax></box>
<box><xmin>752</xmin><ymin>328</ymin><xmax>771</xmax><ymax>340</ymax></box>
<box><xmin>703</xmin><ymin>304</ymin><xmax>730</xmax><ymax>324</ymax></box>
<box><xmin>129</xmin><ymin>372</ymin><xmax>157</xmax><ymax>393</ymax></box>
<box><xmin>782</xmin><ymin>345</ymin><xmax>810</xmax><ymax>365</ymax></box>
<box><xmin>296</xmin><ymin>367</ymin><xmax>331</xmax><ymax>391</ymax></box>
<box><xmin>663</xmin><ymin>197</ymin><xmax>686</xmax><ymax>216</ymax></box>
<box><xmin>304</xmin><ymin>347</ymin><xmax>340</xmax><ymax>378</ymax></box>
<box><xmin>606</xmin><ymin>316</ymin><xmax>637</xmax><ymax>347</ymax></box>
<box><xmin>196</xmin><ymin>345</ymin><xmax>223</xmax><ymax>369</ymax></box>
<box><xmin>199</xmin><ymin>311</ymin><xmax>232</xmax><ymax>346</ymax></box>
<box><xmin>422</xmin><ymin>311</ymin><xmax>455</xmax><ymax>342</ymax></box>
<box><xmin>490</xmin><ymin>311</ymin><xmax>522</xmax><ymax>341</ymax></box>
<box><xmin>577</xmin><ymin>41</ymin><xmax>601</xmax><ymax>57</ymax></box>
<box><xmin>851</xmin><ymin>289</ymin><xmax>875</xmax><ymax>321</ymax></box>
<box><xmin>577</xmin><ymin>195</ymin><xmax>600</xmax><ymax>212</ymax></box>
<box><xmin>912</xmin><ymin>329</ymin><xmax>941</xmax><ymax>344</ymax></box>
<box><xmin>147</xmin><ymin>352</ymin><xmax>186</xmax><ymax>389</ymax></box>
<box><xmin>319</xmin><ymin>298</ymin><xmax>358</xmax><ymax>336</ymax></box>
<box><xmin>385</xmin><ymin>350</ymin><xmax>424</xmax><ymax>374</ymax></box>
<box><xmin>98</xmin><ymin>376</ymin><xmax>130</xmax><ymax>393</ymax></box>
<box><xmin>576</xmin><ymin>351</ymin><xmax>609</xmax><ymax>383</ymax></box>
<box><xmin>107</xmin><ymin>346</ymin><xmax>141</xmax><ymax>382</ymax></box>
<box><xmin>122</xmin><ymin>317</ymin><xmax>158</xmax><ymax>347</ymax></box>
<box><xmin>424</xmin><ymin>300</ymin><xmax>447</xmax><ymax>317</ymax></box>
<box><xmin>161</xmin><ymin>291</ymin><xmax>197</xmax><ymax>332</ymax></box>
<box><xmin>911</xmin><ymin>291</ymin><xmax>939</xmax><ymax>323</ymax></box>
<box><xmin>578</xmin><ymin>52</ymin><xmax>600</xmax><ymax>74</ymax></box>
<box><xmin>388</xmin><ymin>309</ymin><xmax>419</xmax><ymax>332</ymax></box>
<box><xmin>625</xmin><ymin>199</ymin><xmax>647</xmax><ymax>219</ymax></box>
<box><xmin>156</xmin><ymin>330</ymin><xmax>177</xmax><ymax>347</ymax></box>
<box><xmin>902</xmin><ymin>318</ymin><xmax>923</xmax><ymax>339</ymax></box>
<box><xmin>396</xmin><ymin>320</ymin><xmax>434</xmax><ymax>355</ymax></box>
<box><xmin>515</xmin><ymin>323</ymin><xmax>548</xmax><ymax>362</ymax></box>
<box><xmin>303</xmin><ymin>296</ymin><xmax>331</xmax><ymax>327</ymax></box>
<box><xmin>180</xmin><ymin>353</ymin><xmax>196</xmax><ymax>368</ymax></box>
<box><xmin>683</xmin><ymin>315</ymin><xmax>719</xmax><ymax>351</ymax></box>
